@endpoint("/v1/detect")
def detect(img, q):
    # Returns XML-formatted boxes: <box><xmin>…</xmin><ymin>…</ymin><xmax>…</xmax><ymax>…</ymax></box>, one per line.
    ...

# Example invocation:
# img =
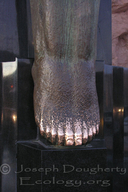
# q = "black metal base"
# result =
<box><xmin>17</xmin><ymin>139</ymin><xmax>108</xmax><ymax>192</ymax></box>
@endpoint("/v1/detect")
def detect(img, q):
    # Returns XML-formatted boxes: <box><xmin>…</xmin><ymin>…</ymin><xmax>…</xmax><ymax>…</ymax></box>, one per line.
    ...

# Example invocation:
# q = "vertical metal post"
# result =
<box><xmin>1</xmin><ymin>59</ymin><xmax>18</xmax><ymax>192</ymax></box>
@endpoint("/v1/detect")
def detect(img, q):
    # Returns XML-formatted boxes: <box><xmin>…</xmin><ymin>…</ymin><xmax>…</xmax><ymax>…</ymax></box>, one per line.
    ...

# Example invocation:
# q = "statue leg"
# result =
<box><xmin>30</xmin><ymin>0</ymin><xmax>100</xmax><ymax>146</ymax></box>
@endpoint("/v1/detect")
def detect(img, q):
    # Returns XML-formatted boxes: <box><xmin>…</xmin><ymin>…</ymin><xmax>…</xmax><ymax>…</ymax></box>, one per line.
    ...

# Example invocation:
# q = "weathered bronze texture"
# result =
<box><xmin>30</xmin><ymin>0</ymin><xmax>100</xmax><ymax>146</ymax></box>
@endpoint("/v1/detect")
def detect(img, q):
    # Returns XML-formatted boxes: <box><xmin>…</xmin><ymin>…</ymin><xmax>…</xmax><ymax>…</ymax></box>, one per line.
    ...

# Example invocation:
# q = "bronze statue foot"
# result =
<box><xmin>32</xmin><ymin>56</ymin><xmax>100</xmax><ymax>146</ymax></box>
<box><xmin>30</xmin><ymin>0</ymin><xmax>101</xmax><ymax>146</ymax></box>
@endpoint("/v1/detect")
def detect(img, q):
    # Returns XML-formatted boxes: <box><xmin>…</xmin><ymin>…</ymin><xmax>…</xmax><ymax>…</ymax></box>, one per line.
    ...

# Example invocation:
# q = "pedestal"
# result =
<box><xmin>17</xmin><ymin>139</ymin><xmax>108</xmax><ymax>192</ymax></box>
